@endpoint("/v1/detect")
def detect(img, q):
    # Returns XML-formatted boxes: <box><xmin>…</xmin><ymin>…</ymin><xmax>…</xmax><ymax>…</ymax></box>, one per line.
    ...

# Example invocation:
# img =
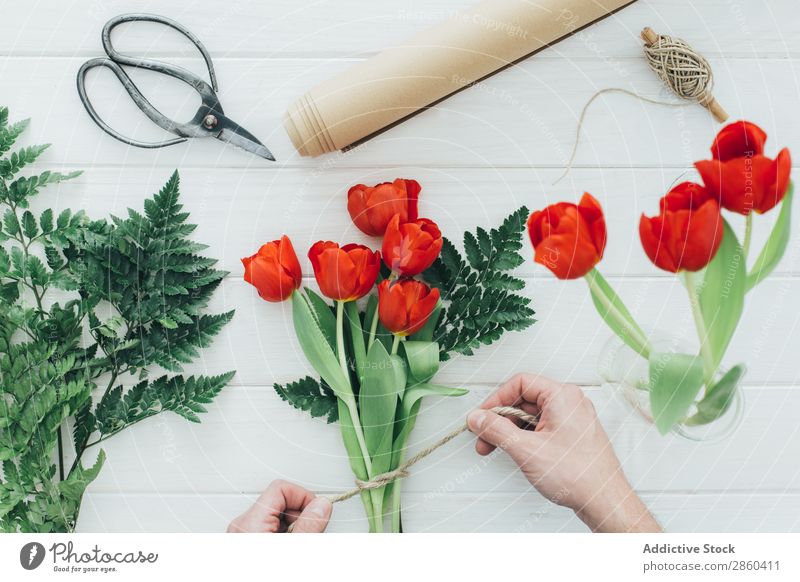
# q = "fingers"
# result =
<box><xmin>259</xmin><ymin>479</ymin><xmax>317</xmax><ymax>515</ymax></box>
<box><xmin>475</xmin><ymin>373</ymin><xmax>554</xmax><ymax>455</ymax></box>
<box><xmin>227</xmin><ymin>480</ymin><xmax>320</xmax><ymax>533</ymax></box>
<box><xmin>467</xmin><ymin>409</ymin><xmax>537</xmax><ymax>464</ymax></box>
<box><xmin>289</xmin><ymin>497</ymin><xmax>332</xmax><ymax>533</ymax></box>
<box><xmin>480</xmin><ymin>373</ymin><xmax>563</xmax><ymax>411</ymax></box>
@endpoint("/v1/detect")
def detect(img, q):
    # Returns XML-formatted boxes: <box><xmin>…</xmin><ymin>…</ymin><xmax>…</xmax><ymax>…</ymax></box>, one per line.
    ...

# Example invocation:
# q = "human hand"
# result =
<box><xmin>467</xmin><ymin>374</ymin><xmax>660</xmax><ymax>533</ymax></box>
<box><xmin>227</xmin><ymin>480</ymin><xmax>332</xmax><ymax>533</ymax></box>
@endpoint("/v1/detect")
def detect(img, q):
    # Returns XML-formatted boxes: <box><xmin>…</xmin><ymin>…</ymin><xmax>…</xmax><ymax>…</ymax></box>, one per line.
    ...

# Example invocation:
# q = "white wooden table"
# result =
<box><xmin>3</xmin><ymin>0</ymin><xmax>799</xmax><ymax>532</ymax></box>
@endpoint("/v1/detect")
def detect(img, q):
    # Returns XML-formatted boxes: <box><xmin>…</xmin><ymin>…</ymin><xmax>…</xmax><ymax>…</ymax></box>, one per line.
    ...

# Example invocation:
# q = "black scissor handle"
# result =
<box><xmin>101</xmin><ymin>13</ymin><xmax>218</xmax><ymax>94</ymax></box>
<box><xmin>76</xmin><ymin>13</ymin><xmax>223</xmax><ymax>149</ymax></box>
<box><xmin>76</xmin><ymin>57</ymin><xmax>188</xmax><ymax>149</ymax></box>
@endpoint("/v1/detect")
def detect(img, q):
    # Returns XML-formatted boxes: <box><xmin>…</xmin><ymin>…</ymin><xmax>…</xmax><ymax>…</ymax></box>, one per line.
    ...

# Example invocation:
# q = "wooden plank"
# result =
<box><xmin>2</xmin><ymin>56</ymin><xmax>798</xmax><ymax>168</ymax></box>
<box><xmin>71</xmin><ymin>385</ymin><xmax>800</xmax><ymax>496</ymax></box>
<box><xmin>3</xmin><ymin>0</ymin><xmax>798</xmax><ymax>58</ymax></box>
<box><xmin>188</xmin><ymin>276</ymin><xmax>800</xmax><ymax>387</ymax></box>
<box><xmin>26</xmin><ymin>166</ymin><xmax>800</xmax><ymax>278</ymax></box>
<box><xmin>75</xmin><ymin>491</ymin><xmax>800</xmax><ymax>532</ymax></box>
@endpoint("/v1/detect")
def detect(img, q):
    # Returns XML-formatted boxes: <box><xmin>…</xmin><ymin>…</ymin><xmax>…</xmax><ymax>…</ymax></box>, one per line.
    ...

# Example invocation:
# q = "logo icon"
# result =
<box><xmin>20</xmin><ymin>542</ymin><xmax>46</xmax><ymax>570</ymax></box>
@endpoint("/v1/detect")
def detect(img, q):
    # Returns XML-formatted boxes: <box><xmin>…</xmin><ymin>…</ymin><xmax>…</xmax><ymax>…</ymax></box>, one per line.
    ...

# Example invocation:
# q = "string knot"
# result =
<box><xmin>355</xmin><ymin>469</ymin><xmax>409</xmax><ymax>491</ymax></box>
<box><xmin>325</xmin><ymin>406</ymin><xmax>539</xmax><ymax>504</ymax></box>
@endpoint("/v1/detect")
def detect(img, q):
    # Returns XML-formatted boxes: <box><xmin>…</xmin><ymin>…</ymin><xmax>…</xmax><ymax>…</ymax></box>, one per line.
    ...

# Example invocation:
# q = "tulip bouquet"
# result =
<box><xmin>527</xmin><ymin>121</ymin><xmax>792</xmax><ymax>435</ymax></box>
<box><xmin>243</xmin><ymin>179</ymin><xmax>535</xmax><ymax>531</ymax></box>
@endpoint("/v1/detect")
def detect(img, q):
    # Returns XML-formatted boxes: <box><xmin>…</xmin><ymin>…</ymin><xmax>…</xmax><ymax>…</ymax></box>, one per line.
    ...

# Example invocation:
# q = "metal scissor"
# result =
<box><xmin>76</xmin><ymin>13</ymin><xmax>274</xmax><ymax>161</ymax></box>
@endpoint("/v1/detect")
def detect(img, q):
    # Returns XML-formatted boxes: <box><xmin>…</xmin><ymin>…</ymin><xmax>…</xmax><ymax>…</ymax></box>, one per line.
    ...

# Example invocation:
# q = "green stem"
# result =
<box><xmin>56</xmin><ymin>430</ymin><xmax>65</xmax><ymax>481</ymax></box>
<box><xmin>344</xmin><ymin>300</ymin><xmax>367</xmax><ymax>384</ymax></box>
<box><xmin>336</xmin><ymin>301</ymin><xmax>349</xmax><ymax>379</ymax></box>
<box><xmin>683</xmin><ymin>271</ymin><xmax>716</xmax><ymax>383</ymax></box>
<box><xmin>391</xmin><ymin>334</ymin><xmax>401</xmax><ymax>355</ymax></box>
<box><xmin>360</xmin><ymin>491</ymin><xmax>378</xmax><ymax>533</ymax></box>
<box><xmin>584</xmin><ymin>269</ymin><xmax>651</xmax><ymax>359</ymax></box>
<box><xmin>390</xmin><ymin>462</ymin><xmax>404</xmax><ymax>533</ymax></box>
<box><xmin>742</xmin><ymin>212</ymin><xmax>753</xmax><ymax>260</ymax></box>
<box><xmin>367</xmin><ymin>303</ymin><xmax>380</xmax><ymax>350</ymax></box>
<box><xmin>335</xmin><ymin>301</ymin><xmax>374</xmax><ymax>477</ymax></box>
<box><xmin>70</xmin><ymin>368</ymin><xmax>119</xmax><ymax>474</ymax></box>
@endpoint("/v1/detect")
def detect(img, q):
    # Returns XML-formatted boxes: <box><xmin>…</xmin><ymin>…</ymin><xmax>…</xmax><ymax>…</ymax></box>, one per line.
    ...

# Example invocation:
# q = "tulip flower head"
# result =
<box><xmin>377</xmin><ymin>279</ymin><xmax>440</xmax><ymax>336</ymax></box>
<box><xmin>639</xmin><ymin>181</ymin><xmax>723</xmax><ymax>273</ymax></box>
<box><xmin>382</xmin><ymin>214</ymin><xmax>443</xmax><ymax>276</ymax></box>
<box><xmin>347</xmin><ymin>178</ymin><xmax>421</xmax><ymax>236</ymax></box>
<box><xmin>527</xmin><ymin>193</ymin><xmax>607</xmax><ymax>279</ymax></box>
<box><xmin>308</xmin><ymin>241</ymin><xmax>380</xmax><ymax>301</ymax></box>
<box><xmin>695</xmin><ymin>120</ymin><xmax>791</xmax><ymax>215</ymax></box>
<box><xmin>242</xmin><ymin>235</ymin><xmax>302</xmax><ymax>302</ymax></box>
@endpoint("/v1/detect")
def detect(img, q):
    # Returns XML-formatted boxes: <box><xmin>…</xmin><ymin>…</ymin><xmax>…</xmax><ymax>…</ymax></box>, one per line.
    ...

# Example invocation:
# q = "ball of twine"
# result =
<box><xmin>643</xmin><ymin>33</ymin><xmax>714</xmax><ymax>106</ymax></box>
<box><xmin>553</xmin><ymin>27</ymin><xmax>728</xmax><ymax>186</ymax></box>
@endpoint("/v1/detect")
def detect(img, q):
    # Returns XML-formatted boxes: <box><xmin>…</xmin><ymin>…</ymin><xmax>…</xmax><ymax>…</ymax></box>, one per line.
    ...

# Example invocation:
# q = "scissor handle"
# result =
<box><xmin>102</xmin><ymin>14</ymin><xmax>218</xmax><ymax>93</ymax></box>
<box><xmin>77</xmin><ymin>13</ymin><xmax>223</xmax><ymax>149</ymax></box>
<box><xmin>76</xmin><ymin>57</ymin><xmax>188</xmax><ymax>149</ymax></box>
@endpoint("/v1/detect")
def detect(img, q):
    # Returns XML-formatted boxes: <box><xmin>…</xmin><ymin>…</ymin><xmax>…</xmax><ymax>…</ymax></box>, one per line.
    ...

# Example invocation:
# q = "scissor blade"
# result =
<box><xmin>216</xmin><ymin>120</ymin><xmax>275</xmax><ymax>161</ymax></box>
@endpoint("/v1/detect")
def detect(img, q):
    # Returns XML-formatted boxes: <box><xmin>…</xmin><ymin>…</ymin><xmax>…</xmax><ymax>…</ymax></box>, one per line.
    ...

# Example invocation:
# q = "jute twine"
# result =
<box><xmin>641</xmin><ymin>27</ymin><xmax>726</xmax><ymax>120</ymax></box>
<box><xmin>553</xmin><ymin>27</ymin><xmax>728</xmax><ymax>185</ymax></box>
<box><xmin>326</xmin><ymin>406</ymin><xmax>537</xmax><ymax>504</ymax></box>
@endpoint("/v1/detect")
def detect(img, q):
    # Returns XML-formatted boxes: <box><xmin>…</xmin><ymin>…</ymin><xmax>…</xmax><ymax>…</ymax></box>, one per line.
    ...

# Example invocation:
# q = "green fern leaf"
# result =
<box><xmin>423</xmin><ymin>206</ymin><xmax>535</xmax><ymax>360</ymax></box>
<box><xmin>275</xmin><ymin>376</ymin><xmax>338</xmax><ymax>423</ymax></box>
<box><xmin>0</xmin><ymin>144</ymin><xmax>50</xmax><ymax>179</ymax></box>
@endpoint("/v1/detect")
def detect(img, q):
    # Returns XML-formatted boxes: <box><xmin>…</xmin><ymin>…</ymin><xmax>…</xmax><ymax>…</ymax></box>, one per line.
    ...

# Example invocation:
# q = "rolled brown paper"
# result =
<box><xmin>284</xmin><ymin>0</ymin><xmax>637</xmax><ymax>157</ymax></box>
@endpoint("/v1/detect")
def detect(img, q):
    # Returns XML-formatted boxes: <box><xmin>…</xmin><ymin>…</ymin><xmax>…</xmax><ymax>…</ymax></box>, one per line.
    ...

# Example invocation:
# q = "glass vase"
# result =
<box><xmin>597</xmin><ymin>333</ymin><xmax>745</xmax><ymax>442</ymax></box>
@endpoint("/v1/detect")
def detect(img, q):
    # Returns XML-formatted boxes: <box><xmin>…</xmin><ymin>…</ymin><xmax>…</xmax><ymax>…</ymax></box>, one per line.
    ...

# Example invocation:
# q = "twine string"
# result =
<box><xmin>328</xmin><ymin>406</ymin><xmax>538</xmax><ymax>504</ymax></box>
<box><xmin>553</xmin><ymin>27</ymin><xmax>725</xmax><ymax>186</ymax></box>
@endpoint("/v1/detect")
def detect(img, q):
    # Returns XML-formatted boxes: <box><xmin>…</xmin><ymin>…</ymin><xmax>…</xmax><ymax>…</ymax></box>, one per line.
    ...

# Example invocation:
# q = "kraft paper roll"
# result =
<box><xmin>284</xmin><ymin>0</ymin><xmax>637</xmax><ymax>157</ymax></box>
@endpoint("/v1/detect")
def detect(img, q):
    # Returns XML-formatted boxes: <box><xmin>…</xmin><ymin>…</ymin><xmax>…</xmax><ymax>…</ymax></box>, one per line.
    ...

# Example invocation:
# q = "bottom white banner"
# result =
<box><xmin>1</xmin><ymin>533</ymin><xmax>797</xmax><ymax>581</ymax></box>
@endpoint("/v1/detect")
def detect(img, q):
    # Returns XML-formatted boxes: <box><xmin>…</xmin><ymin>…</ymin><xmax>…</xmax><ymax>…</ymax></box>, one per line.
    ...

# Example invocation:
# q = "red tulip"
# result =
<box><xmin>242</xmin><ymin>235</ymin><xmax>302</xmax><ymax>302</ymax></box>
<box><xmin>695</xmin><ymin>120</ymin><xmax>791</xmax><ymax>215</ymax></box>
<box><xmin>378</xmin><ymin>279</ymin><xmax>440</xmax><ymax>336</ymax></box>
<box><xmin>308</xmin><ymin>241</ymin><xmax>380</xmax><ymax>301</ymax></box>
<box><xmin>347</xmin><ymin>179</ymin><xmax>421</xmax><ymax>236</ymax></box>
<box><xmin>639</xmin><ymin>182</ymin><xmax>723</xmax><ymax>273</ymax></box>
<box><xmin>526</xmin><ymin>193</ymin><xmax>606</xmax><ymax>279</ymax></box>
<box><xmin>382</xmin><ymin>214</ymin><xmax>443</xmax><ymax>276</ymax></box>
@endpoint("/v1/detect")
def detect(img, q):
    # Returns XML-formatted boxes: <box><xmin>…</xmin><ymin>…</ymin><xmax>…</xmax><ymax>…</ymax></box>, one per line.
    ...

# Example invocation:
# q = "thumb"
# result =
<box><xmin>290</xmin><ymin>497</ymin><xmax>332</xmax><ymax>533</ymax></box>
<box><xmin>467</xmin><ymin>409</ymin><xmax>526</xmax><ymax>458</ymax></box>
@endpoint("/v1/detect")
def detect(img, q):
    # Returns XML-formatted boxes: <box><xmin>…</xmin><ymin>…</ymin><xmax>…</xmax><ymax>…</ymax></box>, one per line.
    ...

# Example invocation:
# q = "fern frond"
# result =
<box><xmin>423</xmin><ymin>206</ymin><xmax>535</xmax><ymax>360</ymax></box>
<box><xmin>275</xmin><ymin>376</ymin><xmax>338</xmax><ymax>423</ymax></box>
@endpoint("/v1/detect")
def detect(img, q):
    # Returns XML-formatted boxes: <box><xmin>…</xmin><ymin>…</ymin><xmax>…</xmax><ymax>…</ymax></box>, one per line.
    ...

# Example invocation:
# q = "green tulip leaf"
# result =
<box><xmin>344</xmin><ymin>300</ymin><xmax>367</xmax><ymax>382</ymax></box>
<box><xmin>392</xmin><ymin>383</ymin><xmax>468</xmax><ymax>464</ymax></box>
<box><xmin>684</xmin><ymin>363</ymin><xmax>746</xmax><ymax>426</ymax></box>
<box><xmin>747</xmin><ymin>182</ymin><xmax>793</xmax><ymax>291</ymax></box>
<box><xmin>291</xmin><ymin>292</ymin><xmax>351</xmax><ymax>399</ymax></box>
<box><xmin>698</xmin><ymin>218</ymin><xmax>746</xmax><ymax>370</ymax></box>
<box><xmin>400</xmin><ymin>383</ymin><xmax>468</xmax><ymax>420</ymax></box>
<box><xmin>585</xmin><ymin>269</ymin><xmax>650</xmax><ymax>358</ymax></box>
<box><xmin>649</xmin><ymin>351</ymin><xmax>705</xmax><ymax>434</ymax></box>
<box><xmin>401</xmin><ymin>340</ymin><xmax>440</xmax><ymax>383</ymax></box>
<box><xmin>304</xmin><ymin>288</ymin><xmax>337</xmax><ymax>352</ymax></box>
<box><xmin>360</xmin><ymin>341</ymin><xmax>407</xmax><ymax>474</ymax></box>
<box><xmin>337</xmin><ymin>400</ymin><xmax>368</xmax><ymax>480</ymax></box>
<box><xmin>363</xmin><ymin>293</ymin><xmax>393</xmax><ymax>353</ymax></box>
